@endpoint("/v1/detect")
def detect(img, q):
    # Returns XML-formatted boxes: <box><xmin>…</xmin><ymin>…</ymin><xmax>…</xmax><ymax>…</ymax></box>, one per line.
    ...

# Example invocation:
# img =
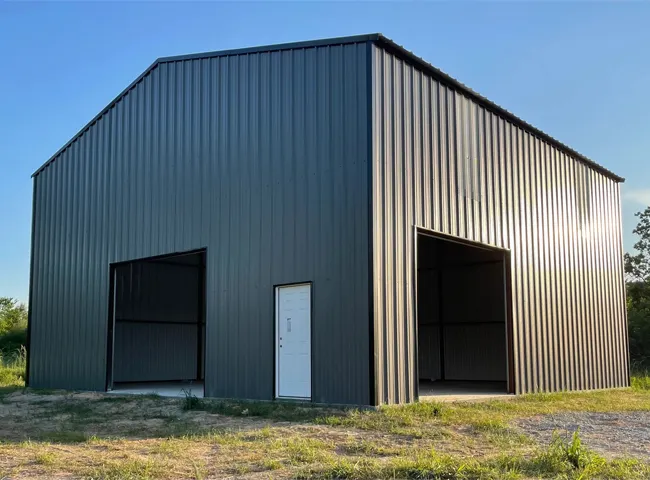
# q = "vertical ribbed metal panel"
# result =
<box><xmin>440</xmin><ymin>262</ymin><xmax>507</xmax><ymax>381</ymax></box>
<box><xmin>371</xmin><ymin>44</ymin><xmax>628</xmax><ymax>404</ymax></box>
<box><xmin>112</xmin><ymin>262</ymin><xmax>200</xmax><ymax>382</ymax></box>
<box><xmin>29</xmin><ymin>42</ymin><xmax>370</xmax><ymax>405</ymax></box>
<box><xmin>114</xmin><ymin>324</ymin><xmax>197</xmax><ymax>382</ymax></box>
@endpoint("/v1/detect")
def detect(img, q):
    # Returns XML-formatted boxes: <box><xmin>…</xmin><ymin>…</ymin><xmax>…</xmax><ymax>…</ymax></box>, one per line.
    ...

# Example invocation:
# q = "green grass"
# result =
<box><xmin>85</xmin><ymin>458</ymin><xmax>167</xmax><ymax>480</ymax></box>
<box><xmin>182</xmin><ymin>396</ymin><xmax>343</xmax><ymax>422</ymax></box>
<box><xmin>339</xmin><ymin>439</ymin><xmax>404</xmax><ymax>457</ymax></box>
<box><xmin>631</xmin><ymin>370</ymin><xmax>650</xmax><ymax>390</ymax></box>
<box><xmin>305</xmin><ymin>434</ymin><xmax>650</xmax><ymax>479</ymax></box>
<box><xmin>0</xmin><ymin>358</ymin><xmax>649</xmax><ymax>479</ymax></box>
<box><xmin>36</xmin><ymin>431</ymin><xmax>89</xmax><ymax>443</ymax></box>
<box><xmin>47</xmin><ymin>401</ymin><xmax>95</xmax><ymax>417</ymax></box>
<box><xmin>34</xmin><ymin>451</ymin><xmax>56</xmax><ymax>466</ymax></box>
<box><xmin>318</xmin><ymin>385</ymin><xmax>650</xmax><ymax>439</ymax></box>
<box><xmin>0</xmin><ymin>347</ymin><xmax>26</xmax><ymax>387</ymax></box>
<box><xmin>261</xmin><ymin>458</ymin><xmax>283</xmax><ymax>470</ymax></box>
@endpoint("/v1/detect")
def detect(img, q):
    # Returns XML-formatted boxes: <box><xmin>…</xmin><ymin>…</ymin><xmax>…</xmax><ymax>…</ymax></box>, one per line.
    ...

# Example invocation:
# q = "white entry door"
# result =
<box><xmin>276</xmin><ymin>283</ymin><xmax>311</xmax><ymax>399</ymax></box>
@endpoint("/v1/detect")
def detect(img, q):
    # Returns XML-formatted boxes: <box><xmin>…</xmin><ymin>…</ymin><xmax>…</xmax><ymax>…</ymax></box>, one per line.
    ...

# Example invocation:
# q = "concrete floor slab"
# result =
<box><xmin>108</xmin><ymin>381</ymin><xmax>204</xmax><ymax>398</ymax></box>
<box><xmin>419</xmin><ymin>380</ymin><xmax>512</xmax><ymax>402</ymax></box>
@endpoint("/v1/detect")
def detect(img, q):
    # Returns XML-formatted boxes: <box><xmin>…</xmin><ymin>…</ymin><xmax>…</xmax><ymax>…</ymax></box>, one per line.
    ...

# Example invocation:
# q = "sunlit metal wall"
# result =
<box><xmin>371</xmin><ymin>43</ymin><xmax>628</xmax><ymax>404</ymax></box>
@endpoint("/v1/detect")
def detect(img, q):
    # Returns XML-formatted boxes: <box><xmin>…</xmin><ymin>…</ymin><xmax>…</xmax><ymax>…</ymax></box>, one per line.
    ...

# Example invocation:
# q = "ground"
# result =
<box><xmin>517</xmin><ymin>411</ymin><xmax>650</xmax><ymax>462</ymax></box>
<box><xmin>0</xmin><ymin>381</ymin><xmax>650</xmax><ymax>479</ymax></box>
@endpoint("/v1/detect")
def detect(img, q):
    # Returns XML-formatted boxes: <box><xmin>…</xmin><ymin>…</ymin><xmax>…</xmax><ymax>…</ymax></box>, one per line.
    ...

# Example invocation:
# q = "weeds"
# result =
<box><xmin>261</xmin><ymin>458</ymin><xmax>283</xmax><ymax>470</ymax></box>
<box><xmin>85</xmin><ymin>458</ymin><xmax>166</xmax><ymax>480</ymax></box>
<box><xmin>306</xmin><ymin>432</ymin><xmax>650</xmax><ymax>479</ymax></box>
<box><xmin>339</xmin><ymin>440</ymin><xmax>403</xmax><ymax>456</ymax></box>
<box><xmin>37</xmin><ymin>431</ymin><xmax>88</xmax><ymax>443</ymax></box>
<box><xmin>564</xmin><ymin>429</ymin><xmax>589</xmax><ymax>469</ymax></box>
<box><xmin>185</xmin><ymin>397</ymin><xmax>340</xmax><ymax>422</ymax></box>
<box><xmin>631</xmin><ymin>370</ymin><xmax>650</xmax><ymax>390</ymax></box>
<box><xmin>181</xmin><ymin>388</ymin><xmax>202</xmax><ymax>411</ymax></box>
<box><xmin>319</xmin><ymin>384</ymin><xmax>650</xmax><ymax>440</ymax></box>
<box><xmin>34</xmin><ymin>451</ymin><xmax>56</xmax><ymax>466</ymax></box>
<box><xmin>0</xmin><ymin>346</ymin><xmax>26</xmax><ymax>387</ymax></box>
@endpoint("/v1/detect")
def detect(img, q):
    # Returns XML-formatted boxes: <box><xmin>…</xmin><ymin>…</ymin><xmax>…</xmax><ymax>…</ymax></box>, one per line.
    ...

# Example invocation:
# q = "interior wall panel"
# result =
<box><xmin>112</xmin><ymin>261</ymin><xmax>200</xmax><ymax>382</ymax></box>
<box><xmin>443</xmin><ymin>324</ymin><xmax>507</xmax><ymax>381</ymax></box>
<box><xmin>113</xmin><ymin>323</ymin><xmax>197</xmax><ymax>382</ymax></box>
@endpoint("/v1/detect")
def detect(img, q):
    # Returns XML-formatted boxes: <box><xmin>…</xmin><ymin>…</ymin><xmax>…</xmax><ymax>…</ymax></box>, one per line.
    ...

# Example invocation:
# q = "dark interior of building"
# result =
<box><xmin>417</xmin><ymin>234</ymin><xmax>509</xmax><ymax>397</ymax></box>
<box><xmin>108</xmin><ymin>251</ymin><xmax>206</xmax><ymax>397</ymax></box>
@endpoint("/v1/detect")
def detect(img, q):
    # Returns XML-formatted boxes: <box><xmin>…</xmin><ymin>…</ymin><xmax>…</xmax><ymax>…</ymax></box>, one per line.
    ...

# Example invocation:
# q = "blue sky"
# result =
<box><xmin>1</xmin><ymin>2</ymin><xmax>649</xmax><ymax>303</ymax></box>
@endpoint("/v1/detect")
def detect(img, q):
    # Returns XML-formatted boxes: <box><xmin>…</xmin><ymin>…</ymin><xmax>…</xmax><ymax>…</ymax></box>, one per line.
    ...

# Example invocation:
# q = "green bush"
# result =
<box><xmin>0</xmin><ymin>297</ymin><xmax>28</xmax><ymax>387</ymax></box>
<box><xmin>0</xmin><ymin>297</ymin><xmax>28</xmax><ymax>362</ymax></box>
<box><xmin>0</xmin><ymin>346</ymin><xmax>26</xmax><ymax>387</ymax></box>
<box><xmin>0</xmin><ymin>328</ymin><xmax>27</xmax><ymax>355</ymax></box>
<box><xmin>626</xmin><ymin>207</ymin><xmax>650</xmax><ymax>369</ymax></box>
<box><xmin>631</xmin><ymin>370</ymin><xmax>650</xmax><ymax>390</ymax></box>
<box><xmin>0</xmin><ymin>297</ymin><xmax>27</xmax><ymax>335</ymax></box>
<box><xmin>628</xmin><ymin>282</ymin><xmax>650</xmax><ymax>368</ymax></box>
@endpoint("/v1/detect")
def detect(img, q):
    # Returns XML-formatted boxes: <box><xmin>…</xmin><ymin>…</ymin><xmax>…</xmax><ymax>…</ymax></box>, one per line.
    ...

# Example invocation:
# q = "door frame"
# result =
<box><xmin>414</xmin><ymin>227</ymin><xmax>515</xmax><ymax>396</ymax></box>
<box><xmin>274</xmin><ymin>281</ymin><xmax>313</xmax><ymax>400</ymax></box>
<box><xmin>105</xmin><ymin>267</ymin><xmax>118</xmax><ymax>391</ymax></box>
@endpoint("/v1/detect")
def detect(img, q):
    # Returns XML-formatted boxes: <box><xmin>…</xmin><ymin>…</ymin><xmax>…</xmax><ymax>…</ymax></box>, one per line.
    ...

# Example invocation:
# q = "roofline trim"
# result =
<box><xmin>372</xmin><ymin>34</ymin><xmax>624</xmax><ymax>183</ymax></box>
<box><xmin>33</xmin><ymin>32</ymin><xmax>624</xmax><ymax>183</ymax></box>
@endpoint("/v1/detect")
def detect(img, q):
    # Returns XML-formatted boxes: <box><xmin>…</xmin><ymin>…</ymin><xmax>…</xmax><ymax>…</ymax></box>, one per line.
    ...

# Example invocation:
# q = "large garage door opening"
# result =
<box><xmin>417</xmin><ymin>233</ymin><xmax>512</xmax><ymax>399</ymax></box>
<box><xmin>106</xmin><ymin>250</ymin><xmax>206</xmax><ymax>398</ymax></box>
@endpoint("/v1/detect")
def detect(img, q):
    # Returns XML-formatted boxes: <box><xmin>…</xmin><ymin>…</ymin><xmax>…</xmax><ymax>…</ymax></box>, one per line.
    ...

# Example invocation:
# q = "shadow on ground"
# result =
<box><xmin>0</xmin><ymin>388</ymin><xmax>348</xmax><ymax>444</ymax></box>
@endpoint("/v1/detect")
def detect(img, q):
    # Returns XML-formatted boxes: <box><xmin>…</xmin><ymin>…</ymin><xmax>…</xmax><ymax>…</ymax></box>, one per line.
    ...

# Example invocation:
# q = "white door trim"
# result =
<box><xmin>275</xmin><ymin>283</ymin><xmax>312</xmax><ymax>400</ymax></box>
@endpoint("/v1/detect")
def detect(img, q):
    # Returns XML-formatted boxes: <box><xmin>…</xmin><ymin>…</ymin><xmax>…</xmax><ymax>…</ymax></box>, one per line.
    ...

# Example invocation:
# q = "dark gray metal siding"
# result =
<box><xmin>370</xmin><ymin>44</ymin><xmax>628</xmax><ymax>404</ymax></box>
<box><xmin>438</xmin><ymin>262</ymin><xmax>507</xmax><ymax>382</ymax></box>
<box><xmin>29</xmin><ymin>42</ymin><xmax>370</xmax><ymax>404</ymax></box>
<box><xmin>113</xmin><ymin>261</ymin><xmax>200</xmax><ymax>382</ymax></box>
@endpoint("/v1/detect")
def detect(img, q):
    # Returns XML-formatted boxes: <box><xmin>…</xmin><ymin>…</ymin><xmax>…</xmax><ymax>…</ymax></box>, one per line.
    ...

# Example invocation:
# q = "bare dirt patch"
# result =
<box><xmin>0</xmin><ymin>390</ymin><xmax>271</xmax><ymax>442</ymax></box>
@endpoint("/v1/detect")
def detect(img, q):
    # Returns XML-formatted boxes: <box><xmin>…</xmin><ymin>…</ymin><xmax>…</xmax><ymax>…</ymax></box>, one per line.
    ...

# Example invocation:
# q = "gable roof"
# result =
<box><xmin>32</xmin><ymin>33</ymin><xmax>624</xmax><ymax>182</ymax></box>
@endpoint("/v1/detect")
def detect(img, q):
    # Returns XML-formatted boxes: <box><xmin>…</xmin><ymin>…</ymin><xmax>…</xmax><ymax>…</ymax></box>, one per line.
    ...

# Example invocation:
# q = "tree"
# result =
<box><xmin>625</xmin><ymin>206</ymin><xmax>650</xmax><ymax>283</ymax></box>
<box><xmin>0</xmin><ymin>298</ymin><xmax>28</xmax><ymax>355</ymax></box>
<box><xmin>625</xmin><ymin>206</ymin><xmax>650</xmax><ymax>368</ymax></box>
<box><xmin>0</xmin><ymin>297</ymin><xmax>27</xmax><ymax>336</ymax></box>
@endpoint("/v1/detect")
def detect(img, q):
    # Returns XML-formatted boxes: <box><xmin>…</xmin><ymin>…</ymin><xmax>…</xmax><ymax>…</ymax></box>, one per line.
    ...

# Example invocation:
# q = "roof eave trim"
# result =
<box><xmin>372</xmin><ymin>34</ymin><xmax>624</xmax><ymax>183</ymax></box>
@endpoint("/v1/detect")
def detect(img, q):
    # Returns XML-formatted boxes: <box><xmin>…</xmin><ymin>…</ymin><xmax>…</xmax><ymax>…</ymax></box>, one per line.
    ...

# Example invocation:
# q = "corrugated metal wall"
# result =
<box><xmin>371</xmin><ymin>44</ymin><xmax>628</xmax><ymax>404</ymax></box>
<box><xmin>28</xmin><ymin>35</ymin><xmax>629</xmax><ymax>406</ymax></box>
<box><xmin>113</xmin><ymin>261</ymin><xmax>200</xmax><ymax>382</ymax></box>
<box><xmin>114</xmin><ymin>323</ymin><xmax>197</xmax><ymax>382</ymax></box>
<box><xmin>29</xmin><ymin>41</ymin><xmax>370</xmax><ymax>404</ymax></box>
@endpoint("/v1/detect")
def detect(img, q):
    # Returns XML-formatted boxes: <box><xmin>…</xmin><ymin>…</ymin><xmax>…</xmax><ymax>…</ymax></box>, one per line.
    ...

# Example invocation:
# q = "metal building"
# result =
<box><xmin>27</xmin><ymin>34</ymin><xmax>628</xmax><ymax>406</ymax></box>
